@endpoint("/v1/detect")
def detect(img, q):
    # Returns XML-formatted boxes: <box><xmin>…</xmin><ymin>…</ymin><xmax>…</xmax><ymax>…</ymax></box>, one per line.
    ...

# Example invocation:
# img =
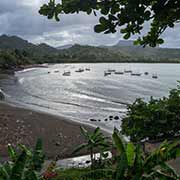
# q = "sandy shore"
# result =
<box><xmin>0</xmin><ymin>101</ymin><xmax>100</xmax><ymax>159</ymax></box>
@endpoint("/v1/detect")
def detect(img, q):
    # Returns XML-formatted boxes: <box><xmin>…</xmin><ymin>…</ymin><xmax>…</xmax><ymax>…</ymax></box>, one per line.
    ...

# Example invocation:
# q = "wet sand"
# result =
<box><xmin>0</xmin><ymin>102</ymin><xmax>100</xmax><ymax>159</ymax></box>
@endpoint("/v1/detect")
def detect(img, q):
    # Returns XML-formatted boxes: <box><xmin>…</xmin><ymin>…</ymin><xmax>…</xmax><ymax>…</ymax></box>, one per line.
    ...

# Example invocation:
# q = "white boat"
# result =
<box><xmin>104</xmin><ymin>71</ymin><xmax>111</xmax><ymax>76</ymax></box>
<box><xmin>62</xmin><ymin>71</ymin><xmax>71</xmax><ymax>76</ymax></box>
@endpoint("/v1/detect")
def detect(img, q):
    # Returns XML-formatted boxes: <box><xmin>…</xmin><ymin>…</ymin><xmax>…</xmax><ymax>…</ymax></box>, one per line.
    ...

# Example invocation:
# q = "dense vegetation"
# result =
<box><xmin>121</xmin><ymin>84</ymin><xmax>180</xmax><ymax>142</ymax></box>
<box><xmin>0</xmin><ymin>128</ymin><xmax>179</xmax><ymax>180</ymax></box>
<box><xmin>0</xmin><ymin>35</ymin><xmax>180</xmax><ymax>72</ymax></box>
<box><xmin>0</xmin><ymin>49</ymin><xmax>32</xmax><ymax>70</ymax></box>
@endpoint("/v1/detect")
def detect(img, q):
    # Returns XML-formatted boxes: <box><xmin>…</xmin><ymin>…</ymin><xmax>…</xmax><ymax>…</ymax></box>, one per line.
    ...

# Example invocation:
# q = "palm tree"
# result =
<box><xmin>73</xmin><ymin>126</ymin><xmax>110</xmax><ymax>168</ymax></box>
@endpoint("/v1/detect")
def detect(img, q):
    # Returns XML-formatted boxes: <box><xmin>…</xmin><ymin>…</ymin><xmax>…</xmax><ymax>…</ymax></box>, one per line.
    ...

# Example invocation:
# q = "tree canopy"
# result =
<box><xmin>39</xmin><ymin>0</ymin><xmax>180</xmax><ymax>47</ymax></box>
<box><xmin>121</xmin><ymin>83</ymin><xmax>180</xmax><ymax>142</ymax></box>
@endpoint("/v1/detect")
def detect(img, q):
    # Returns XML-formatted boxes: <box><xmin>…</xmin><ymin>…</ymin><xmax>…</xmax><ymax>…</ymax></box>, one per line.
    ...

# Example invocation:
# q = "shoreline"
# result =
<box><xmin>0</xmin><ymin>101</ymin><xmax>109</xmax><ymax>159</ymax></box>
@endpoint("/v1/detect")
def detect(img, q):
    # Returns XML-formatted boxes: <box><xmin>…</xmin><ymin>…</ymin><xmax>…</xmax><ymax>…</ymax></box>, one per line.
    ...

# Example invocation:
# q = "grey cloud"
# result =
<box><xmin>0</xmin><ymin>0</ymin><xmax>179</xmax><ymax>48</ymax></box>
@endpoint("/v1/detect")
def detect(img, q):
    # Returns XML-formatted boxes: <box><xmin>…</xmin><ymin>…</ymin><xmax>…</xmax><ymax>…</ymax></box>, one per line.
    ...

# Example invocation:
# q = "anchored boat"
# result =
<box><xmin>63</xmin><ymin>71</ymin><xmax>71</xmax><ymax>76</ymax></box>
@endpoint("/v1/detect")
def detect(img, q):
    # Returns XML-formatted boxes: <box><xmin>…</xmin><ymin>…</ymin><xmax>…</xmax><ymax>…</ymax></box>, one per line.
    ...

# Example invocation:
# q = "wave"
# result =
<box><xmin>18</xmin><ymin>78</ymin><xmax>25</xmax><ymax>84</ymax></box>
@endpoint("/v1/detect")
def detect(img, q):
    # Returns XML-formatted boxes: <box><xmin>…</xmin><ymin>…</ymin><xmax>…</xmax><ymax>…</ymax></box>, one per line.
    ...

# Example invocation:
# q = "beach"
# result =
<box><xmin>0</xmin><ymin>101</ymin><xmax>98</xmax><ymax>159</ymax></box>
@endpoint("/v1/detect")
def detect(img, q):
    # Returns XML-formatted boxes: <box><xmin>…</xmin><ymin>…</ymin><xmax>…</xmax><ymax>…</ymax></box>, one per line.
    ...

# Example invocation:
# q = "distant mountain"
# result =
<box><xmin>37</xmin><ymin>43</ymin><xmax>58</xmax><ymax>54</ymax></box>
<box><xmin>0</xmin><ymin>35</ymin><xmax>179</xmax><ymax>64</ymax></box>
<box><xmin>0</xmin><ymin>34</ymin><xmax>34</xmax><ymax>49</ymax></box>
<box><xmin>0</xmin><ymin>35</ymin><xmax>58</xmax><ymax>55</ymax></box>
<box><xmin>115</xmin><ymin>40</ymin><xmax>135</xmax><ymax>47</ymax></box>
<box><xmin>59</xmin><ymin>44</ymin><xmax>127</xmax><ymax>62</ymax></box>
<box><xmin>109</xmin><ymin>40</ymin><xmax>180</xmax><ymax>62</ymax></box>
<box><xmin>56</xmin><ymin>44</ymin><xmax>73</xmax><ymax>50</ymax></box>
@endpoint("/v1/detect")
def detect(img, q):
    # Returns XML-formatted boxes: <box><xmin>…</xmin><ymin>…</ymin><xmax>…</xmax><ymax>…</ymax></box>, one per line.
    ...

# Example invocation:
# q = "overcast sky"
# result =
<box><xmin>0</xmin><ymin>0</ymin><xmax>179</xmax><ymax>48</ymax></box>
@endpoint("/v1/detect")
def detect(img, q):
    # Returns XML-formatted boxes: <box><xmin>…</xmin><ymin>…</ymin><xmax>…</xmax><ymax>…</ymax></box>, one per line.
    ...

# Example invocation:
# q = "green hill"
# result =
<box><xmin>0</xmin><ymin>35</ymin><xmax>180</xmax><ymax>71</ymax></box>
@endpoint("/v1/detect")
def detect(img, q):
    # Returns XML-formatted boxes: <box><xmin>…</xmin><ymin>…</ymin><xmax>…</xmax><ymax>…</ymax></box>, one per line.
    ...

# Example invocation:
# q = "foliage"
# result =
<box><xmin>39</xmin><ymin>0</ymin><xmax>180</xmax><ymax>47</ymax></box>
<box><xmin>54</xmin><ymin>128</ymin><xmax>180</xmax><ymax>180</ymax></box>
<box><xmin>0</xmin><ymin>35</ymin><xmax>180</xmax><ymax>70</ymax></box>
<box><xmin>73</xmin><ymin>126</ymin><xmax>110</xmax><ymax>169</ymax></box>
<box><xmin>0</xmin><ymin>139</ymin><xmax>48</xmax><ymax>180</ymax></box>
<box><xmin>112</xmin><ymin>128</ymin><xmax>180</xmax><ymax>180</ymax></box>
<box><xmin>121</xmin><ymin>84</ymin><xmax>180</xmax><ymax>142</ymax></box>
<box><xmin>0</xmin><ymin>49</ymin><xmax>32</xmax><ymax>70</ymax></box>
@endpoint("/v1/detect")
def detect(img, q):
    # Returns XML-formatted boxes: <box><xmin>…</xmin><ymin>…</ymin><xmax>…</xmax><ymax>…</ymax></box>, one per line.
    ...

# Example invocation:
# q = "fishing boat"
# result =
<box><xmin>124</xmin><ymin>70</ymin><xmax>132</xmax><ymax>73</ymax></box>
<box><xmin>104</xmin><ymin>71</ymin><xmax>111</xmax><ymax>76</ymax></box>
<box><xmin>62</xmin><ymin>71</ymin><xmax>71</xmax><ymax>76</ymax></box>
<box><xmin>152</xmin><ymin>74</ymin><xmax>158</xmax><ymax>79</ymax></box>
<box><xmin>131</xmin><ymin>72</ymin><xmax>142</xmax><ymax>76</ymax></box>
<box><xmin>107</xmin><ymin>69</ymin><xmax>116</xmax><ymax>72</ymax></box>
<box><xmin>114</xmin><ymin>71</ymin><xmax>124</xmax><ymax>75</ymax></box>
<box><xmin>75</xmin><ymin>68</ymin><xmax>84</xmax><ymax>73</ymax></box>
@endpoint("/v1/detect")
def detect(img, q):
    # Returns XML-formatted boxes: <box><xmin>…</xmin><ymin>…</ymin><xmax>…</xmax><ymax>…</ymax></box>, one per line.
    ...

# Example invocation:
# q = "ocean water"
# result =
<box><xmin>1</xmin><ymin>63</ymin><xmax>180</xmax><ymax>133</ymax></box>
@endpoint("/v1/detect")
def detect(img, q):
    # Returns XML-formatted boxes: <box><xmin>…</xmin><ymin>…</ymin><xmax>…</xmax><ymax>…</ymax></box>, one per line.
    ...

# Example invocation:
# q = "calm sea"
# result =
<box><xmin>1</xmin><ymin>63</ymin><xmax>180</xmax><ymax>133</ymax></box>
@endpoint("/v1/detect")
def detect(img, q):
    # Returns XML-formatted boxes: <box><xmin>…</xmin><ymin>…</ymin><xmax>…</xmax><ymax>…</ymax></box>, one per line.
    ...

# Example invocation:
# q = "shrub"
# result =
<box><xmin>121</xmin><ymin>84</ymin><xmax>180</xmax><ymax>142</ymax></box>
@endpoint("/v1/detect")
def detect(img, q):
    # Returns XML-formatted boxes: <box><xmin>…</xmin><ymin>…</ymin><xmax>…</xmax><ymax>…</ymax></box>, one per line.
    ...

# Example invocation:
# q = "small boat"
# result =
<box><xmin>104</xmin><ymin>71</ymin><xmax>111</xmax><ymax>76</ymax></box>
<box><xmin>75</xmin><ymin>68</ymin><xmax>84</xmax><ymax>73</ymax></box>
<box><xmin>114</xmin><ymin>71</ymin><xmax>124</xmax><ymax>75</ymax></box>
<box><xmin>48</xmin><ymin>71</ymin><xmax>50</xmax><ymax>74</ymax></box>
<box><xmin>85</xmin><ymin>68</ymin><xmax>90</xmax><ymax>71</ymax></box>
<box><xmin>144</xmin><ymin>72</ymin><xmax>149</xmax><ymax>75</ymax></box>
<box><xmin>54</xmin><ymin>70</ymin><xmax>59</xmax><ymax>73</ymax></box>
<box><xmin>107</xmin><ymin>69</ymin><xmax>116</xmax><ymax>72</ymax></box>
<box><xmin>62</xmin><ymin>71</ymin><xmax>71</xmax><ymax>76</ymax></box>
<box><xmin>131</xmin><ymin>72</ymin><xmax>142</xmax><ymax>76</ymax></box>
<box><xmin>152</xmin><ymin>74</ymin><xmax>158</xmax><ymax>79</ymax></box>
<box><xmin>124</xmin><ymin>70</ymin><xmax>132</xmax><ymax>73</ymax></box>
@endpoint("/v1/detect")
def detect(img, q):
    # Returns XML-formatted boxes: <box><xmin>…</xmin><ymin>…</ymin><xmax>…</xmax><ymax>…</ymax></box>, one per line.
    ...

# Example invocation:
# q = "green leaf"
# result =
<box><xmin>94</xmin><ymin>24</ymin><xmax>107</xmax><ymax>33</ymax></box>
<box><xmin>159</xmin><ymin>162</ymin><xmax>180</xmax><ymax>179</ymax></box>
<box><xmin>101</xmin><ymin>7</ymin><xmax>110</xmax><ymax>15</ymax></box>
<box><xmin>112</xmin><ymin>129</ymin><xmax>126</xmax><ymax>154</ymax></box>
<box><xmin>126</xmin><ymin>142</ymin><xmax>135</xmax><ymax>167</ymax></box>
<box><xmin>7</xmin><ymin>144</ymin><xmax>17</xmax><ymax>162</ymax></box>
<box><xmin>0</xmin><ymin>165</ymin><xmax>10</xmax><ymax>179</ymax></box>
<box><xmin>72</xmin><ymin>143</ymin><xmax>88</xmax><ymax>154</ymax></box>
<box><xmin>10</xmin><ymin>151</ymin><xmax>28</xmax><ymax>180</ymax></box>
<box><xmin>24</xmin><ymin>170</ymin><xmax>39</xmax><ymax>180</ymax></box>
<box><xmin>157</xmin><ymin>38</ymin><xmax>164</xmax><ymax>44</ymax></box>
<box><xmin>99</xmin><ymin>17</ymin><xmax>107</xmax><ymax>25</ymax></box>
<box><xmin>32</xmin><ymin>139</ymin><xmax>45</xmax><ymax>172</ymax></box>
<box><xmin>80</xmin><ymin>126</ymin><xmax>90</xmax><ymax>140</ymax></box>
<box><xmin>123</xmin><ymin>32</ymin><xmax>130</xmax><ymax>39</ymax></box>
<box><xmin>115</xmin><ymin>152</ymin><xmax>128</xmax><ymax>180</ymax></box>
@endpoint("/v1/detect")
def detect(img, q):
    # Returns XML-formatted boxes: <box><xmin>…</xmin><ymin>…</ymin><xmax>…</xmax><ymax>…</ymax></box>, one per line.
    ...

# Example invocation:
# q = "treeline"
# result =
<box><xmin>1</xmin><ymin>45</ymin><xmax>180</xmax><ymax>72</ymax></box>
<box><xmin>0</xmin><ymin>49</ymin><xmax>33</xmax><ymax>70</ymax></box>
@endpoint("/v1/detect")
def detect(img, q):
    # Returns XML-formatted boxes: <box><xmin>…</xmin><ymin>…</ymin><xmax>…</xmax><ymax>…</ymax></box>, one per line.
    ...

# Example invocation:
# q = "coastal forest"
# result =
<box><xmin>0</xmin><ymin>34</ymin><xmax>180</xmax><ymax>72</ymax></box>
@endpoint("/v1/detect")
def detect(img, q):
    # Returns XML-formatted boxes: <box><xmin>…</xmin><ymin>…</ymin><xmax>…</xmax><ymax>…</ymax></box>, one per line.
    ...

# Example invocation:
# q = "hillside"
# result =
<box><xmin>58</xmin><ymin>44</ymin><xmax>127</xmax><ymax>63</ymax></box>
<box><xmin>110</xmin><ymin>40</ymin><xmax>180</xmax><ymax>62</ymax></box>
<box><xmin>0</xmin><ymin>35</ymin><xmax>180</xmax><ymax>69</ymax></box>
<box><xmin>0</xmin><ymin>35</ymin><xmax>58</xmax><ymax>55</ymax></box>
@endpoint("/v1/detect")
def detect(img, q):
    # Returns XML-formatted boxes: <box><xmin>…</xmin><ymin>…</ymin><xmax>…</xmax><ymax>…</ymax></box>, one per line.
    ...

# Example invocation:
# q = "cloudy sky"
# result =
<box><xmin>0</xmin><ymin>0</ymin><xmax>179</xmax><ymax>48</ymax></box>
